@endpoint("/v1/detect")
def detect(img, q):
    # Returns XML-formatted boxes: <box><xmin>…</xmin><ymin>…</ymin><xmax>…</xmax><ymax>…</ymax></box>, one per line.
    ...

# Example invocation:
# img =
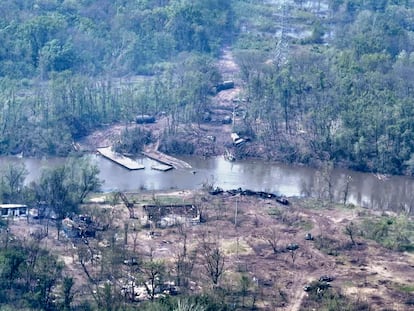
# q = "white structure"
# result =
<box><xmin>231</xmin><ymin>133</ymin><xmax>245</xmax><ymax>146</ymax></box>
<box><xmin>0</xmin><ymin>204</ymin><xmax>28</xmax><ymax>218</ymax></box>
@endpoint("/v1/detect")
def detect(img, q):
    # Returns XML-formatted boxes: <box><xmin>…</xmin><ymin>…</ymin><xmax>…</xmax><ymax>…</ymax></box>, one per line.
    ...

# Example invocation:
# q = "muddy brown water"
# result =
<box><xmin>1</xmin><ymin>155</ymin><xmax>413</xmax><ymax>215</ymax></box>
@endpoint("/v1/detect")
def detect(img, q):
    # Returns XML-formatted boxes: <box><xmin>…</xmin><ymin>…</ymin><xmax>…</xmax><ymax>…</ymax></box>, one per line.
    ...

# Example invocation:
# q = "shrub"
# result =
<box><xmin>160</xmin><ymin>134</ymin><xmax>195</xmax><ymax>155</ymax></box>
<box><xmin>360</xmin><ymin>215</ymin><xmax>413</xmax><ymax>251</ymax></box>
<box><xmin>113</xmin><ymin>127</ymin><xmax>153</xmax><ymax>155</ymax></box>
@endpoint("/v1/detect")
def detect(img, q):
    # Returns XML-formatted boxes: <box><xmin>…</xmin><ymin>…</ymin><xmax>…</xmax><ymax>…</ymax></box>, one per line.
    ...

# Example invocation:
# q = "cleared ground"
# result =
<box><xmin>9</xmin><ymin>190</ymin><xmax>414</xmax><ymax>310</ymax></box>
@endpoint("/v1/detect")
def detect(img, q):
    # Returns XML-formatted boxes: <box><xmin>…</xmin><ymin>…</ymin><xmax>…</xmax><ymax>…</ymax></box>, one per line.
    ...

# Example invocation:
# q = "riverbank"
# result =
<box><xmin>2</xmin><ymin>153</ymin><xmax>413</xmax><ymax>216</ymax></box>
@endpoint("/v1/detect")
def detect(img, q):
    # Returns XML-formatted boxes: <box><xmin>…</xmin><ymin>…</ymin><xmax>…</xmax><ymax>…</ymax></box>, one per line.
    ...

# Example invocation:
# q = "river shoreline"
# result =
<box><xmin>1</xmin><ymin>154</ymin><xmax>413</xmax><ymax>216</ymax></box>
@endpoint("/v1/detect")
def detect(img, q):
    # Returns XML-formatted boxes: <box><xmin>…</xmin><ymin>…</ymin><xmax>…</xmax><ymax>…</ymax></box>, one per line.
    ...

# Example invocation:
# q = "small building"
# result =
<box><xmin>142</xmin><ymin>204</ymin><xmax>200</xmax><ymax>228</ymax></box>
<box><xmin>0</xmin><ymin>204</ymin><xmax>28</xmax><ymax>218</ymax></box>
<box><xmin>136</xmin><ymin>115</ymin><xmax>156</xmax><ymax>124</ymax></box>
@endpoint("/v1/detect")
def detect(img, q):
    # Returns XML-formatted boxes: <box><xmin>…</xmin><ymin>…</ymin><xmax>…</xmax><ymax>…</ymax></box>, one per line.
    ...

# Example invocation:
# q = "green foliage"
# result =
<box><xmin>267</xmin><ymin>207</ymin><xmax>282</xmax><ymax>216</ymax></box>
<box><xmin>0</xmin><ymin>0</ymin><xmax>234</xmax><ymax>79</ymax></box>
<box><xmin>360</xmin><ymin>215</ymin><xmax>414</xmax><ymax>251</ymax></box>
<box><xmin>138</xmin><ymin>294</ymin><xmax>229</xmax><ymax>311</ymax></box>
<box><xmin>140</xmin><ymin>257</ymin><xmax>167</xmax><ymax>301</ymax></box>
<box><xmin>60</xmin><ymin>277</ymin><xmax>74</xmax><ymax>311</ymax></box>
<box><xmin>233</xmin><ymin>0</ymin><xmax>414</xmax><ymax>175</ymax></box>
<box><xmin>394</xmin><ymin>283</ymin><xmax>414</xmax><ymax>293</ymax></box>
<box><xmin>301</xmin><ymin>285</ymin><xmax>371</xmax><ymax>311</ymax></box>
<box><xmin>160</xmin><ymin>134</ymin><xmax>195</xmax><ymax>155</ymax></box>
<box><xmin>1</xmin><ymin>0</ymin><xmax>414</xmax><ymax>176</ymax></box>
<box><xmin>301</xmin><ymin>20</ymin><xmax>326</xmax><ymax>44</ymax></box>
<box><xmin>113</xmin><ymin>126</ymin><xmax>154</xmax><ymax>155</ymax></box>
<box><xmin>0</xmin><ymin>1</ymin><xmax>234</xmax><ymax>157</ymax></box>
<box><xmin>314</xmin><ymin>235</ymin><xmax>341</xmax><ymax>256</ymax></box>
<box><xmin>0</xmin><ymin>242</ymin><xmax>64</xmax><ymax>310</ymax></box>
<box><xmin>0</xmin><ymin>247</ymin><xmax>26</xmax><ymax>289</ymax></box>
<box><xmin>0</xmin><ymin>163</ymin><xmax>28</xmax><ymax>203</ymax></box>
<box><xmin>103</xmin><ymin>282</ymin><xmax>122</xmax><ymax>311</ymax></box>
<box><xmin>28</xmin><ymin>157</ymin><xmax>101</xmax><ymax>223</ymax></box>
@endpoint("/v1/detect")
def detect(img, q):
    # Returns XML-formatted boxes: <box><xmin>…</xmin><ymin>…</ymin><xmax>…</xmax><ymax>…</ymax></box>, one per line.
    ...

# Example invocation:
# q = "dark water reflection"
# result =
<box><xmin>0</xmin><ymin>155</ymin><xmax>412</xmax><ymax>215</ymax></box>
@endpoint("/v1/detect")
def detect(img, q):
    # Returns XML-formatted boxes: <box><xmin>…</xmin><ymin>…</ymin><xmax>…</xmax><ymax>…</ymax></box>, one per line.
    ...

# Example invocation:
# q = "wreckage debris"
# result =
<box><xmin>305</xmin><ymin>232</ymin><xmax>314</xmax><ymax>240</ymax></box>
<box><xmin>209</xmin><ymin>187</ymin><xmax>289</xmax><ymax>205</ymax></box>
<box><xmin>62</xmin><ymin>214</ymin><xmax>106</xmax><ymax>239</ymax></box>
<box><xmin>142</xmin><ymin>204</ymin><xmax>200</xmax><ymax>228</ymax></box>
<box><xmin>275</xmin><ymin>197</ymin><xmax>289</xmax><ymax>205</ymax></box>
<box><xmin>286</xmin><ymin>243</ymin><xmax>299</xmax><ymax>251</ymax></box>
<box><xmin>208</xmin><ymin>187</ymin><xmax>224</xmax><ymax>195</ymax></box>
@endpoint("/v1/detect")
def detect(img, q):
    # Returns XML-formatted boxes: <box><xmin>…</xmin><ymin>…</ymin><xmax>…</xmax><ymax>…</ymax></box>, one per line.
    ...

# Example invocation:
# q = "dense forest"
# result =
<box><xmin>238</xmin><ymin>0</ymin><xmax>414</xmax><ymax>175</ymax></box>
<box><xmin>0</xmin><ymin>0</ymin><xmax>232</xmax><ymax>155</ymax></box>
<box><xmin>2</xmin><ymin>0</ymin><xmax>414</xmax><ymax>174</ymax></box>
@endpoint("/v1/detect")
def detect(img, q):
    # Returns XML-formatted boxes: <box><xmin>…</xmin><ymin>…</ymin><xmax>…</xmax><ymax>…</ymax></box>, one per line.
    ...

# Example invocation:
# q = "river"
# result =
<box><xmin>0</xmin><ymin>155</ymin><xmax>413</xmax><ymax>215</ymax></box>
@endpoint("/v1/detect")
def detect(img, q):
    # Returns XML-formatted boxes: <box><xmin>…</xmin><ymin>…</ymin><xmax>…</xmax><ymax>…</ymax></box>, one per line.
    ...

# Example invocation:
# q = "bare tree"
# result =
<box><xmin>266</xmin><ymin>228</ymin><xmax>280</xmax><ymax>254</ymax></box>
<box><xmin>131</xmin><ymin>222</ymin><xmax>140</xmax><ymax>254</ymax></box>
<box><xmin>60</xmin><ymin>276</ymin><xmax>74</xmax><ymax>311</ymax></box>
<box><xmin>174</xmin><ymin>225</ymin><xmax>196</xmax><ymax>289</ymax></box>
<box><xmin>345</xmin><ymin>222</ymin><xmax>357</xmax><ymax>246</ymax></box>
<box><xmin>201</xmin><ymin>241</ymin><xmax>225</xmax><ymax>286</ymax></box>
<box><xmin>342</xmin><ymin>175</ymin><xmax>352</xmax><ymax>205</ymax></box>
<box><xmin>239</xmin><ymin>274</ymin><xmax>250</xmax><ymax>308</ymax></box>
<box><xmin>140</xmin><ymin>249</ymin><xmax>165</xmax><ymax>301</ymax></box>
<box><xmin>286</xmin><ymin>243</ymin><xmax>299</xmax><ymax>266</ymax></box>
<box><xmin>314</xmin><ymin>161</ymin><xmax>334</xmax><ymax>202</ymax></box>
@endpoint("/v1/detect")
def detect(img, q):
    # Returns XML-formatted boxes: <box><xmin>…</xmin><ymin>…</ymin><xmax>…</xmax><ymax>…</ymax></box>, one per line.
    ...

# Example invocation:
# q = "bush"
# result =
<box><xmin>113</xmin><ymin>127</ymin><xmax>153</xmax><ymax>155</ymax></box>
<box><xmin>301</xmin><ymin>286</ymin><xmax>372</xmax><ymax>311</ymax></box>
<box><xmin>160</xmin><ymin>134</ymin><xmax>195</xmax><ymax>155</ymax></box>
<box><xmin>360</xmin><ymin>215</ymin><xmax>413</xmax><ymax>251</ymax></box>
<box><xmin>314</xmin><ymin>235</ymin><xmax>341</xmax><ymax>256</ymax></box>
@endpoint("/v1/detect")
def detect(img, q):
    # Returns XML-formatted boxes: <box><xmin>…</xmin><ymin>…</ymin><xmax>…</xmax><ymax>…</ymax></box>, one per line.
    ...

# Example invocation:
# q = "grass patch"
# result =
<box><xmin>138</xmin><ymin>194</ymin><xmax>193</xmax><ymax>206</ymax></box>
<box><xmin>221</xmin><ymin>239</ymin><xmax>252</xmax><ymax>256</ymax></box>
<box><xmin>314</xmin><ymin>235</ymin><xmax>341</xmax><ymax>256</ymax></box>
<box><xmin>298</xmin><ymin>219</ymin><xmax>313</xmax><ymax>231</ymax></box>
<box><xmin>359</xmin><ymin>215</ymin><xmax>414</xmax><ymax>251</ymax></box>
<box><xmin>301</xmin><ymin>286</ymin><xmax>371</xmax><ymax>311</ymax></box>
<box><xmin>268</xmin><ymin>207</ymin><xmax>282</xmax><ymax>216</ymax></box>
<box><xmin>301</xmin><ymin>198</ymin><xmax>332</xmax><ymax>210</ymax></box>
<box><xmin>395</xmin><ymin>283</ymin><xmax>414</xmax><ymax>293</ymax></box>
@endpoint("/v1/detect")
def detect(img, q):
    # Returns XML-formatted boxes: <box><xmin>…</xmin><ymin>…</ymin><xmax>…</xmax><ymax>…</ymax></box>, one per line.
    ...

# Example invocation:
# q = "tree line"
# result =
<box><xmin>2</xmin><ymin>0</ymin><xmax>414</xmax><ymax>176</ymax></box>
<box><xmin>0</xmin><ymin>0</ymin><xmax>231</xmax><ymax>156</ymax></box>
<box><xmin>0</xmin><ymin>0</ymin><xmax>234</xmax><ymax>78</ymax></box>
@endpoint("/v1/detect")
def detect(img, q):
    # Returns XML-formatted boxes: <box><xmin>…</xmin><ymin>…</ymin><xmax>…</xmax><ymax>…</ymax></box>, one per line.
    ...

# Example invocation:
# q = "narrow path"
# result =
<box><xmin>213</xmin><ymin>47</ymin><xmax>242</xmax><ymax>106</ymax></box>
<box><xmin>290</xmin><ymin>286</ymin><xmax>307</xmax><ymax>311</ymax></box>
<box><xmin>289</xmin><ymin>275</ymin><xmax>314</xmax><ymax>311</ymax></box>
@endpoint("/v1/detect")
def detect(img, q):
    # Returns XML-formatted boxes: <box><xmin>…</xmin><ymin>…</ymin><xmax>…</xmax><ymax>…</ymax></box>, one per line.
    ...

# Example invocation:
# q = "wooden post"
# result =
<box><xmin>124</xmin><ymin>223</ymin><xmax>128</xmax><ymax>246</ymax></box>
<box><xmin>234</xmin><ymin>198</ymin><xmax>238</xmax><ymax>227</ymax></box>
